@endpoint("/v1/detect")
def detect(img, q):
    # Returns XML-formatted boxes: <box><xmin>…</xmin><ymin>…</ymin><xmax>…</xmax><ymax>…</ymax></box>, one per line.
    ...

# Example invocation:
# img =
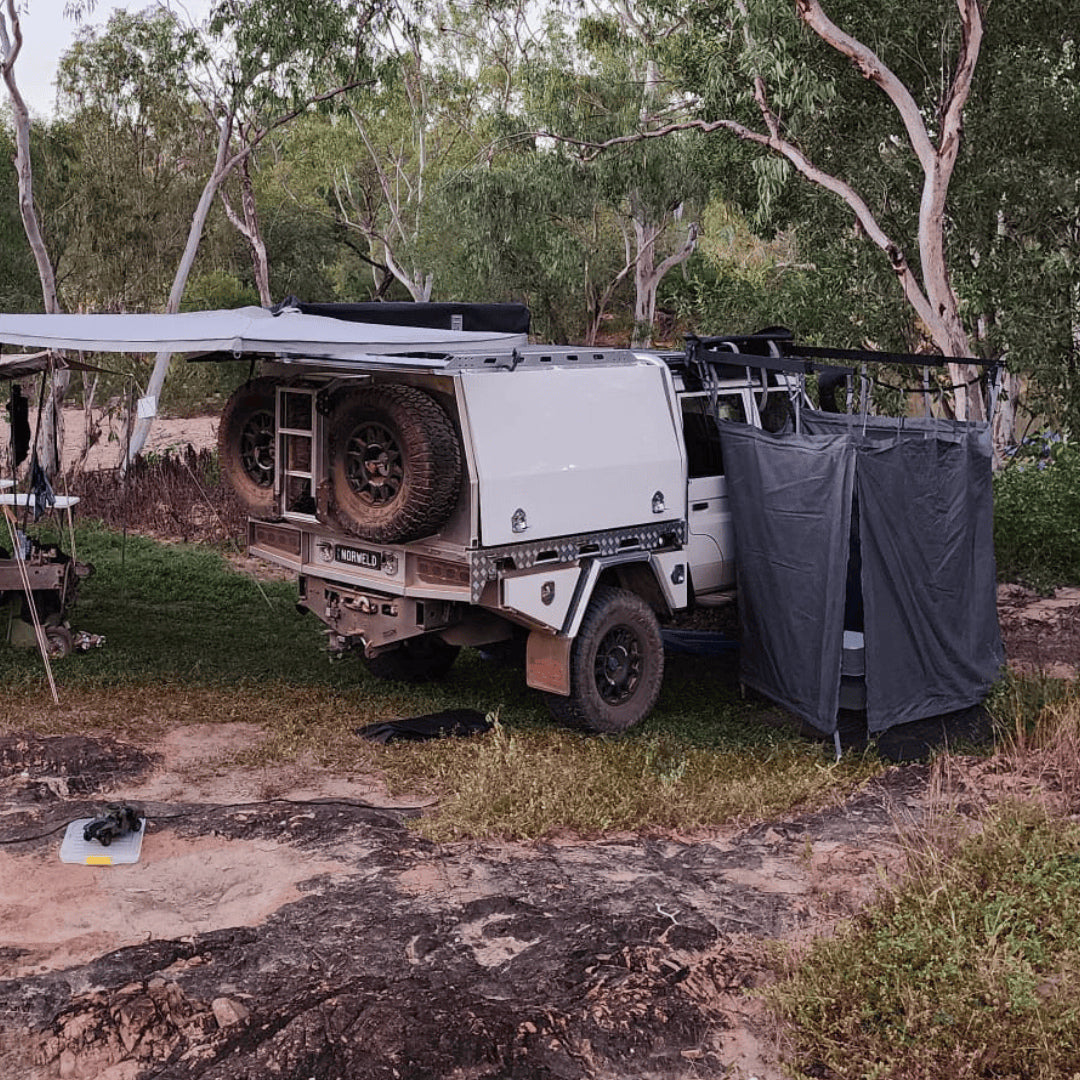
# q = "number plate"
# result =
<box><xmin>334</xmin><ymin>544</ymin><xmax>382</xmax><ymax>571</ymax></box>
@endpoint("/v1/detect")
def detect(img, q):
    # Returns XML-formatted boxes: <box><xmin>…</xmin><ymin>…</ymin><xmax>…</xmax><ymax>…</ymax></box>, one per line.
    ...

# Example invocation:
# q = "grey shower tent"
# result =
<box><xmin>717</xmin><ymin>410</ymin><xmax>1004</xmax><ymax>738</ymax></box>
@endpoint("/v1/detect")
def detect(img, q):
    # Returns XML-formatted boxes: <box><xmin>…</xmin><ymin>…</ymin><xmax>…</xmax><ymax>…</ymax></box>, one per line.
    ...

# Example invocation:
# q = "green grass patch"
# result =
<box><xmin>0</xmin><ymin>522</ymin><xmax>881</xmax><ymax>838</ymax></box>
<box><xmin>380</xmin><ymin>718</ymin><xmax>877</xmax><ymax>840</ymax></box>
<box><xmin>770</xmin><ymin>803</ymin><xmax>1080</xmax><ymax>1080</ymax></box>
<box><xmin>0</xmin><ymin>522</ymin><xmax>352</xmax><ymax>692</ymax></box>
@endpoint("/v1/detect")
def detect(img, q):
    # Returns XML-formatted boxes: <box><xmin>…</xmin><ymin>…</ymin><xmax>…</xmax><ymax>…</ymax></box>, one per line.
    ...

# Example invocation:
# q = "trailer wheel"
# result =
<box><xmin>325</xmin><ymin>385</ymin><xmax>461</xmax><ymax>543</ymax></box>
<box><xmin>545</xmin><ymin>585</ymin><xmax>664</xmax><ymax>733</ymax></box>
<box><xmin>365</xmin><ymin>637</ymin><xmax>461</xmax><ymax>683</ymax></box>
<box><xmin>44</xmin><ymin>625</ymin><xmax>73</xmax><ymax>659</ymax></box>
<box><xmin>218</xmin><ymin>378</ymin><xmax>278</xmax><ymax>515</ymax></box>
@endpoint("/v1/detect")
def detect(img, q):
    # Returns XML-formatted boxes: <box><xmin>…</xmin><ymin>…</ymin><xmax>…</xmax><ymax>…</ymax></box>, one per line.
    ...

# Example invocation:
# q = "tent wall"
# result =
<box><xmin>802</xmin><ymin>411</ymin><xmax>1003</xmax><ymax>732</ymax></box>
<box><xmin>719</xmin><ymin>411</ymin><xmax>1003</xmax><ymax>737</ymax></box>
<box><xmin>716</xmin><ymin>423</ymin><xmax>854</xmax><ymax>734</ymax></box>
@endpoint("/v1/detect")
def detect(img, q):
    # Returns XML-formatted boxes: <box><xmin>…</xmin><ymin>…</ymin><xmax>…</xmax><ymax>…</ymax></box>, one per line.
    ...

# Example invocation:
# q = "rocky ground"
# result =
<box><xmin>0</xmin><ymin>724</ymin><xmax>932</xmax><ymax>1080</ymax></box>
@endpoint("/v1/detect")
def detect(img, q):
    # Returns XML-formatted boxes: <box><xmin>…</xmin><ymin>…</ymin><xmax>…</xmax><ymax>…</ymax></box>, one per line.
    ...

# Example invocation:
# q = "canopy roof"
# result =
<box><xmin>0</xmin><ymin>306</ymin><xmax>527</xmax><ymax>361</ymax></box>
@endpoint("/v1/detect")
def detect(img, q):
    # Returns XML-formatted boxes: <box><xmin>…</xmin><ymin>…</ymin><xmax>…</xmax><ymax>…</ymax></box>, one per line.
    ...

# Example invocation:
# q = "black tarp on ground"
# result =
<box><xmin>718</xmin><ymin>411</ymin><xmax>1003</xmax><ymax>736</ymax></box>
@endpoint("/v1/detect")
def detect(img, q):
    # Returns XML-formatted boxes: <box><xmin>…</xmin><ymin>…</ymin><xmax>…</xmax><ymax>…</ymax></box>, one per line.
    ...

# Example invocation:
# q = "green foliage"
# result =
<box><xmin>52</xmin><ymin>10</ymin><xmax>213</xmax><ymax>311</ymax></box>
<box><xmin>442</xmin><ymin>156</ymin><xmax>609</xmax><ymax>341</ymax></box>
<box><xmin>953</xmin><ymin>5</ymin><xmax>1080</xmax><ymax>432</ymax></box>
<box><xmin>771</xmin><ymin>805</ymin><xmax>1080</xmax><ymax>1080</ymax></box>
<box><xmin>994</xmin><ymin>437</ymin><xmax>1080</xmax><ymax>590</ymax></box>
<box><xmin>660</xmin><ymin>0</ymin><xmax>1080</xmax><ymax>417</ymax></box>
<box><xmin>0</xmin><ymin>125</ymin><xmax>45</xmax><ymax>312</ymax></box>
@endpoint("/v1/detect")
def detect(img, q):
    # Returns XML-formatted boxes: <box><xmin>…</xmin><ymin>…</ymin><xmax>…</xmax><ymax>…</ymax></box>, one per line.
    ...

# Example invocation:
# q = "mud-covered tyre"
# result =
<box><xmin>325</xmin><ymin>384</ymin><xmax>461</xmax><ymax>543</ymax></box>
<box><xmin>218</xmin><ymin>378</ymin><xmax>278</xmax><ymax>515</ymax></box>
<box><xmin>365</xmin><ymin>636</ymin><xmax>461</xmax><ymax>683</ymax></box>
<box><xmin>545</xmin><ymin>586</ymin><xmax>664</xmax><ymax>734</ymax></box>
<box><xmin>44</xmin><ymin>624</ymin><xmax>73</xmax><ymax>659</ymax></box>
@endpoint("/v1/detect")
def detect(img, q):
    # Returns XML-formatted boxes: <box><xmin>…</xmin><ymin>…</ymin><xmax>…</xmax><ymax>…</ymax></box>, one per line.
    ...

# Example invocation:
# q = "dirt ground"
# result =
<box><xmin>0</xmin><ymin>724</ymin><xmax>932</xmax><ymax>1080</ymax></box>
<box><xmin>0</xmin><ymin>415</ymin><xmax>1078</xmax><ymax>1078</ymax></box>
<box><xmin>0</xmin><ymin>409</ymin><xmax>218</xmax><ymax>475</ymax></box>
<box><xmin>0</xmin><ymin>579</ymin><xmax>1075</xmax><ymax>1080</ymax></box>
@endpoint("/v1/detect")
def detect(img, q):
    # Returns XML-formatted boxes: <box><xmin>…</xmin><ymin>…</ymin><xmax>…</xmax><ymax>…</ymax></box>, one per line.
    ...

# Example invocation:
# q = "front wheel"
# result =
<box><xmin>545</xmin><ymin>585</ymin><xmax>664</xmax><ymax>733</ymax></box>
<box><xmin>364</xmin><ymin>636</ymin><xmax>461</xmax><ymax>683</ymax></box>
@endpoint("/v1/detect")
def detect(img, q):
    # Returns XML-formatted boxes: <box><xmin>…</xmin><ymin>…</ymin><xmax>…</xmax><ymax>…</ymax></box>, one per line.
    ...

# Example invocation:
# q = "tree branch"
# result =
<box><xmin>651</xmin><ymin>221</ymin><xmax>699</xmax><ymax>287</ymax></box>
<box><xmin>539</xmin><ymin>120</ymin><xmax>939</xmax><ymax>334</ymax></box>
<box><xmin>219</xmin><ymin>188</ymin><xmax>252</xmax><ymax>242</ymax></box>
<box><xmin>794</xmin><ymin>0</ymin><xmax>936</xmax><ymax>173</ymax></box>
<box><xmin>220</xmin><ymin>77</ymin><xmax>374</xmax><ymax>177</ymax></box>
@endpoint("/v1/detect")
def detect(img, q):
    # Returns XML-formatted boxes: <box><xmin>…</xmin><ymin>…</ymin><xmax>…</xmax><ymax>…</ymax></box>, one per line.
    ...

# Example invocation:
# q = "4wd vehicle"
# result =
<box><xmin>0</xmin><ymin>301</ymin><xmax>1004</xmax><ymax>738</ymax></box>
<box><xmin>218</xmin><ymin>302</ymin><xmax>802</xmax><ymax>732</ymax></box>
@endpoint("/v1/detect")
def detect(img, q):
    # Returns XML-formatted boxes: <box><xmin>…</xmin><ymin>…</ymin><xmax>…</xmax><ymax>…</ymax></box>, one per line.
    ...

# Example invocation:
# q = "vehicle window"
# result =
<box><xmin>680</xmin><ymin>395</ymin><xmax>746</xmax><ymax>477</ymax></box>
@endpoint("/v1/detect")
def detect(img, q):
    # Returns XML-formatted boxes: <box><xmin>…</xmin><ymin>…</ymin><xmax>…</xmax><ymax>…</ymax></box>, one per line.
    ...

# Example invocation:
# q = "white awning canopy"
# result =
<box><xmin>0</xmin><ymin>306</ymin><xmax>526</xmax><ymax>360</ymax></box>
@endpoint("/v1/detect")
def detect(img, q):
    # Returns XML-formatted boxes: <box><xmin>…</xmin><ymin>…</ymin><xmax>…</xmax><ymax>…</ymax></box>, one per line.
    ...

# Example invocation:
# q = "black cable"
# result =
<box><xmin>0</xmin><ymin>795</ymin><xmax>436</xmax><ymax>846</ymax></box>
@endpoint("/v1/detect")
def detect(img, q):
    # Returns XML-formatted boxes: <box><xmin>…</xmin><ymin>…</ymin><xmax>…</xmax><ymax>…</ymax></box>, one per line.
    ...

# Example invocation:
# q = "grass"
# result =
<box><xmin>771</xmin><ymin>804</ymin><xmax>1080</xmax><ymax>1079</ymax></box>
<box><xmin>0</xmin><ymin>520</ymin><xmax>880</xmax><ymax>837</ymax></box>
<box><xmin>770</xmin><ymin>678</ymin><xmax>1080</xmax><ymax>1080</ymax></box>
<box><xmin>10</xmin><ymin>516</ymin><xmax>1080</xmax><ymax>1071</ymax></box>
<box><xmin>380</xmin><ymin>718</ymin><xmax>877</xmax><ymax>840</ymax></box>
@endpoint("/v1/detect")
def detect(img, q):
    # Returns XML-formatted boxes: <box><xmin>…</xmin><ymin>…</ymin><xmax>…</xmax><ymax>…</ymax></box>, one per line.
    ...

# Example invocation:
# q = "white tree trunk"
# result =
<box><xmin>631</xmin><ymin>219</ymin><xmax>660</xmax><ymax>347</ymax></box>
<box><xmin>124</xmin><ymin>116</ymin><xmax>235</xmax><ymax>467</ymax></box>
<box><xmin>221</xmin><ymin>157</ymin><xmax>272</xmax><ymax>306</ymax></box>
<box><xmin>2</xmin><ymin>0</ymin><xmax>68</xmax><ymax>474</ymax></box>
<box><xmin>630</xmin><ymin>217</ymin><xmax>698</xmax><ymax>348</ymax></box>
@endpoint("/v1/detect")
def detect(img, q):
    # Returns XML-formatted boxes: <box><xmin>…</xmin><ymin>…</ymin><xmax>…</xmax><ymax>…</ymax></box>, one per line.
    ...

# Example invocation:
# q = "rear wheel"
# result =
<box><xmin>324</xmin><ymin>385</ymin><xmax>461</xmax><ymax>544</ymax></box>
<box><xmin>364</xmin><ymin>636</ymin><xmax>461</xmax><ymax>683</ymax></box>
<box><xmin>545</xmin><ymin>585</ymin><xmax>664</xmax><ymax>733</ymax></box>
<box><xmin>218</xmin><ymin>378</ymin><xmax>278</xmax><ymax>515</ymax></box>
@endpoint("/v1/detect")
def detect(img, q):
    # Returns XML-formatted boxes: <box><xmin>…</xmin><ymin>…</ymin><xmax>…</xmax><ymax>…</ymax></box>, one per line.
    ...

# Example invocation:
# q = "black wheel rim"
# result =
<box><xmin>593</xmin><ymin>625</ymin><xmax>643</xmax><ymax>705</ymax></box>
<box><xmin>345</xmin><ymin>420</ymin><xmax>404</xmax><ymax>506</ymax></box>
<box><xmin>240</xmin><ymin>411</ymin><xmax>275</xmax><ymax>488</ymax></box>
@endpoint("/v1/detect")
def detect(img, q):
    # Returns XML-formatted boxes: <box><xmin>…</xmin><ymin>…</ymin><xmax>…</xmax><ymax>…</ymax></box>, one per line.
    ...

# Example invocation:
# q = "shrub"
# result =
<box><xmin>65</xmin><ymin>447</ymin><xmax>247</xmax><ymax>545</ymax></box>
<box><xmin>994</xmin><ymin>434</ymin><xmax>1080</xmax><ymax>591</ymax></box>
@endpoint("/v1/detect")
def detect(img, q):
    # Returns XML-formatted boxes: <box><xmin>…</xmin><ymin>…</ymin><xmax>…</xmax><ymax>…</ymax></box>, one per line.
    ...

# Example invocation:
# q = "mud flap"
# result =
<box><xmin>526</xmin><ymin>630</ymin><xmax>572</xmax><ymax>696</ymax></box>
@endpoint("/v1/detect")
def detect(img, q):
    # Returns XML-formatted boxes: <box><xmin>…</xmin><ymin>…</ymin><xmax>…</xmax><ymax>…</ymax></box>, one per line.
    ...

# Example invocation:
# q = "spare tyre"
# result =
<box><xmin>218</xmin><ymin>377</ymin><xmax>277</xmax><ymax>516</ymax></box>
<box><xmin>324</xmin><ymin>384</ymin><xmax>461</xmax><ymax>544</ymax></box>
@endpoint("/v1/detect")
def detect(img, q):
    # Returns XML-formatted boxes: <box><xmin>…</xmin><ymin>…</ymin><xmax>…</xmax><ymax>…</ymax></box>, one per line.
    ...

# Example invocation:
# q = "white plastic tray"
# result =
<box><xmin>59</xmin><ymin>817</ymin><xmax>145</xmax><ymax>865</ymax></box>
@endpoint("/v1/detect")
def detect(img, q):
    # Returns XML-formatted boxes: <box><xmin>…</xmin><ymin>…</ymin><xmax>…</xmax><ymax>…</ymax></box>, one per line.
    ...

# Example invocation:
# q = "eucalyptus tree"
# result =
<box><xmin>649</xmin><ymin>0</ymin><xmax>1080</xmax><ymax>434</ymax></box>
<box><xmin>57</xmin><ymin>10</ymin><xmax>206</xmax><ymax>313</ymax></box>
<box><xmin>521</xmin><ymin>5</ymin><xmax>707</xmax><ymax>346</ymax></box>
<box><xmin>58</xmin><ymin>0</ymin><xmax>383</xmax><ymax>463</ymax></box>
<box><xmin>561</xmin><ymin>0</ymin><xmax>994</xmax><ymax>419</ymax></box>
<box><xmin>314</xmin><ymin>0</ymin><xmax>548</xmax><ymax>303</ymax></box>
<box><xmin>445</xmin><ymin>147</ymin><xmax>628</xmax><ymax>342</ymax></box>
<box><xmin>1</xmin><ymin>0</ymin><xmax>70</xmax><ymax>471</ymax></box>
<box><xmin>0</xmin><ymin>1</ymin><xmax>59</xmax><ymax>315</ymax></box>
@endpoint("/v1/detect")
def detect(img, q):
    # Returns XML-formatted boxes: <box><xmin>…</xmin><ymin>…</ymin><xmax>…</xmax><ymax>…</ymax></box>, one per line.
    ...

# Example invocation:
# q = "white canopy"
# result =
<box><xmin>0</xmin><ymin>306</ymin><xmax>526</xmax><ymax>360</ymax></box>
